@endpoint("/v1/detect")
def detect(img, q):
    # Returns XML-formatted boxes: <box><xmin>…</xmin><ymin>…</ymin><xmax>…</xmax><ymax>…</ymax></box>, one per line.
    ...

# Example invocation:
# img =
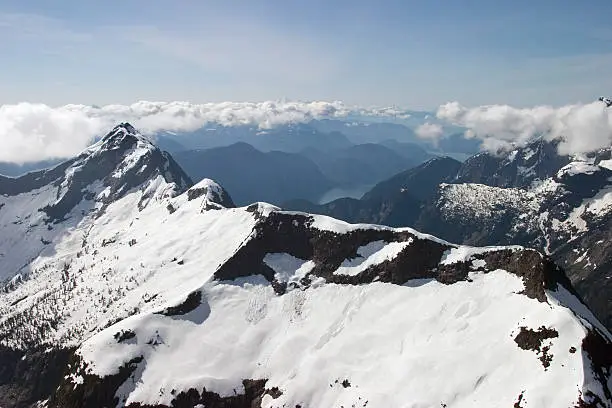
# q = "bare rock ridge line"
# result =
<box><xmin>1</xmin><ymin>123</ymin><xmax>195</xmax><ymax>221</ymax></box>
<box><xmin>216</xmin><ymin>205</ymin><xmax>572</xmax><ymax>304</ymax></box>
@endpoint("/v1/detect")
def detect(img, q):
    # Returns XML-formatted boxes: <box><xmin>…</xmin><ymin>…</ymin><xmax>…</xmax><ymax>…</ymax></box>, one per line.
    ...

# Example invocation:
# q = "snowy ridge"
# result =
<box><xmin>557</xmin><ymin>161</ymin><xmax>602</xmax><ymax>178</ymax></box>
<box><xmin>438</xmin><ymin>155</ymin><xmax>612</xmax><ymax>251</ymax></box>
<box><xmin>425</xmin><ymin>142</ymin><xmax>612</xmax><ymax>340</ymax></box>
<box><xmin>42</xmin><ymin>202</ymin><xmax>612</xmax><ymax>407</ymax></box>
<box><xmin>0</xmin><ymin>126</ymin><xmax>610</xmax><ymax>407</ymax></box>
<box><xmin>74</xmin><ymin>268</ymin><xmax>610</xmax><ymax>408</ymax></box>
<box><xmin>0</xmin><ymin>124</ymin><xmax>191</xmax><ymax>285</ymax></box>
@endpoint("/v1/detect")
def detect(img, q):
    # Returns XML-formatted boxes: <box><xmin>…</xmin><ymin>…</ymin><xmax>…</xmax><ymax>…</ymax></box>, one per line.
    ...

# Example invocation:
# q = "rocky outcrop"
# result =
<box><xmin>215</xmin><ymin>209</ymin><xmax>574</xmax><ymax>305</ymax></box>
<box><xmin>0</xmin><ymin>346</ymin><xmax>74</xmax><ymax>408</ymax></box>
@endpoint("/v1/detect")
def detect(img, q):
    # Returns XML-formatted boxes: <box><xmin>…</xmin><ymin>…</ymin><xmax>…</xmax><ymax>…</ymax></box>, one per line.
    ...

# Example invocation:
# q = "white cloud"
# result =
<box><xmin>356</xmin><ymin>106</ymin><xmax>411</xmax><ymax>119</ymax></box>
<box><xmin>0</xmin><ymin>103</ymin><xmax>105</xmax><ymax>164</ymax></box>
<box><xmin>415</xmin><ymin>122</ymin><xmax>443</xmax><ymax>140</ymax></box>
<box><xmin>436</xmin><ymin>101</ymin><xmax>612</xmax><ymax>155</ymax></box>
<box><xmin>72</xmin><ymin>100</ymin><xmax>356</xmax><ymax>132</ymax></box>
<box><xmin>0</xmin><ymin>100</ymin><xmax>411</xmax><ymax>163</ymax></box>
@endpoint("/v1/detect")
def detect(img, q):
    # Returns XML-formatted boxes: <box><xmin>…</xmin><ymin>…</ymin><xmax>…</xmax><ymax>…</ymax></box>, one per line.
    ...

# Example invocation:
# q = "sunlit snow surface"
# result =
<box><xmin>20</xmin><ymin>189</ymin><xmax>599</xmax><ymax>407</ymax></box>
<box><xmin>439</xmin><ymin>158</ymin><xmax>612</xmax><ymax>254</ymax></box>
<box><xmin>0</xmin><ymin>138</ymin><xmax>610</xmax><ymax>407</ymax></box>
<box><xmin>76</xmin><ymin>235</ymin><xmax>605</xmax><ymax>407</ymax></box>
<box><xmin>333</xmin><ymin>240</ymin><xmax>412</xmax><ymax>276</ymax></box>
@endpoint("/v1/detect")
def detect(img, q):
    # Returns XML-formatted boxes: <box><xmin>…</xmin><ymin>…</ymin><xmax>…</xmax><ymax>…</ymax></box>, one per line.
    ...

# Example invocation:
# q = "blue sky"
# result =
<box><xmin>1</xmin><ymin>0</ymin><xmax>612</xmax><ymax>109</ymax></box>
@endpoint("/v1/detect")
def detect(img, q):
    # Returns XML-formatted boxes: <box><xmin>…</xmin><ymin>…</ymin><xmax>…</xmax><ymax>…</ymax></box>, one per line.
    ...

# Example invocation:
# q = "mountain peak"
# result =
<box><xmin>1</xmin><ymin>123</ymin><xmax>192</xmax><ymax>224</ymax></box>
<box><xmin>0</xmin><ymin>123</ymin><xmax>194</xmax><ymax>286</ymax></box>
<box><xmin>93</xmin><ymin>122</ymin><xmax>153</xmax><ymax>154</ymax></box>
<box><xmin>115</xmin><ymin>122</ymin><xmax>137</xmax><ymax>133</ymax></box>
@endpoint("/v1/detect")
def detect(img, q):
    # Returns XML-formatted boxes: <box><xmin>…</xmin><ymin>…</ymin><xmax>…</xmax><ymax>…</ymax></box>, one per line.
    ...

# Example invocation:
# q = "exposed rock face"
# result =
<box><xmin>0</xmin><ymin>346</ymin><xmax>74</xmax><ymax>408</ymax></box>
<box><xmin>216</xmin><ymin>208</ymin><xmax>565</xmax><ymax>304</ymax></box>
<box><xmin>455</xmin><ymin>139</ymin><xmax>572</xmax><ymax>188</ymax></box>
<box><xmin>417</xmin><ymin>157</ymin><xmax>612</xmax><ymax>331</ymax></box>
<box><xmin>514</xmin><ymin>326</ymin><xmax>559</xmax><ymax>369</ymax></box>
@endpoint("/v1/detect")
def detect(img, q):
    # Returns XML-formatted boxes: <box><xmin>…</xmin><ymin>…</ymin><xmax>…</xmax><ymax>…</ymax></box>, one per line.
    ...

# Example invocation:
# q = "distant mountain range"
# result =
<box><xmin>172</xmin><ymin>140</ymin><xmax>431</xmax><ymax>206</ymax></box>
<box><xmin>153</xmin><ymin>119</ymin><xmax>480</xmax><ymax>156</ymax></box>
<box><xmin>299</xmin><ymin>141</ymin><xmax>432</xmax><ymax>187</ymax></box>
<box><xmin>154</xmin><ymin>122</ymin><xmax>354</xmax><ymax>153</ymax></box>
<box><xmin>0</xmin><ymin>118</ymin><xmax>467</xmax><ymax>207</ymax></box>
<box><xmin>310</xmin><ymin>119</ymin><xmax>480</xmax><ymax>156</ymax></box>
<box><xmin>284</xmin><ymin>156</ymin><xmax>461</xmax><ymax>226</ymax></box>
<box><xmin>173</xmin><ymin>142</ymin><xmax>333</xmax><ymax>206</ymax></box>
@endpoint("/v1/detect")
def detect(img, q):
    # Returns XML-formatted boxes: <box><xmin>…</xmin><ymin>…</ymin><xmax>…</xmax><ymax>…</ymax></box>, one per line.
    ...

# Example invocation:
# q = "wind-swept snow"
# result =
<box><xmin>440</xmin><ymin>245</ymin><xmax>521</xmax><ymax>265</ymax></box>
<box><xmin>77</xmin><ymin>268</ymin><xmax>601</xmax><ymax>408</ymax></box>
<box><xmin>333</xmin><ymin>240</ymin><xmax>413</xmax><ymax>276</ymax></box>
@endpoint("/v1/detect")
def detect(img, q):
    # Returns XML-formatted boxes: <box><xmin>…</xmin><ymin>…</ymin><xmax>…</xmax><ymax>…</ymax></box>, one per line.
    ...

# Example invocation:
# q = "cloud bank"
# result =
<box><xmin>415</xmin><ymin>122</ymin><xmax>444</xmax><ymax>141</ymax></box>
<box><xmin>0</xmin><ymin>103</ymin><xmax>106</xmax><ymax>164</ymax></box>
<box><xmin>436</xmin><ymin>101</ymin><xmax>612</xmax><ymax>155</ymax></box>
<box><xmin>0</xmin><ymin>101</ymin><xmax>409</xmax><ymax>164</ymax></box>
<box><xmin>4</xmin><ymin>99</ymin><xmax>611</xmax><ymax>164</ymax></box>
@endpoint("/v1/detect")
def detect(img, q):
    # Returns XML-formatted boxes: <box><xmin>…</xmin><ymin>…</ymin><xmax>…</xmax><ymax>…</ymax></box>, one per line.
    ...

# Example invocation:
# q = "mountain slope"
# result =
<box><xmin>156</xmin><ymin>123</ymin><xmax>353</xmax><ymax>153</ymax></box>
<box><xmin>173</xmin><ymin>142</ymin><xmax>333</xmax><ymax>206</ymax></box>
<box><xmin>0</xmin><ymin>127</ymin><xmax>610</xmax><ymax>408</ymax></box>
<box><xmin>286</xmin><ymin>140</ymin><xmax>612</xmax><ymax>333</ymax></box>
<box><xmin>0</xmin><ymin>123</ymin><xmax>194</xmax><ymax>285</ymax></box>
<box><xmin>38</xmin><ymin>203</ymin><xmax>612</xmax><ymax>408</ymax></box>
<box><xmin>300</xmin><ymin>143</ymin><xmax>428</xmax><ymax>187</ymax></box>
<box><xmin>284</xmin><ymin>156</ymin><xmax>462</xmax><ymax>226</ymax></box>
<box><xmin>455</xmin><ymin>138</ymin><xmax>571</xmax><ymax>188</ymax></box>
<box><xmin>414</xmin><ymin>142</ymin><xmax>612</xmax><ymax>331</ymax></box>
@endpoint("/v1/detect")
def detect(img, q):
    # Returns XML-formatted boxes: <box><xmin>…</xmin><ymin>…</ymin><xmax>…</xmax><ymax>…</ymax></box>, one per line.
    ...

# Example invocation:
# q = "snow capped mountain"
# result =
<box><xmin>455</xmin><ymin>139</ymin><xmax>572</xmax><ymax>188</ymax></box>
<box><xmin>0</xmin><ymin>126</ymin><xmax>611</xmax><ymax>407</ymax></box>
<box><xmin>0</xmin><ymin>123</ymin><xmax>193</xmax><ymax>286</ymax></box>
<box><xmin>418</xmin><ymin>140</ymin><xmax>612</xmax><ymax>333</ymax></box>
<box><xmin>286</xmin><ymin>138</ymin><xmax>612</xmax><ymax>338</ymax></box>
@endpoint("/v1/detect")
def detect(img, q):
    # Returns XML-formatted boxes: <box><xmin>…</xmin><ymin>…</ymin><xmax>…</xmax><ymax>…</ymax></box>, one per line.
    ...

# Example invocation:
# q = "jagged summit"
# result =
<box><xmin>0</xmin><ymin>123</ymin><xmax>189</xmax><ymax>199</ymax></box>
<box><xmin>112</xmin><ymin>122</ymin><xmax>138</xmax><ymax>134</ymax></box>
<box><xmin>0</xmin><ymin>123</ymin><xmax>196</xmax><ymax>284</ymax></box>
<box><xmin>455</xmin><ymin>138</ymin><xmax>570</xmax><ymax>188</ymax></box>
<box><xmin>84</xmin><ymin>122</ymin><xmax>157</xmax><ymax>163</ymax></box>
<box><xmin>97</xmin><ymin>122</ymin><xmax>153</xmax><ymax>148</ymax></box>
